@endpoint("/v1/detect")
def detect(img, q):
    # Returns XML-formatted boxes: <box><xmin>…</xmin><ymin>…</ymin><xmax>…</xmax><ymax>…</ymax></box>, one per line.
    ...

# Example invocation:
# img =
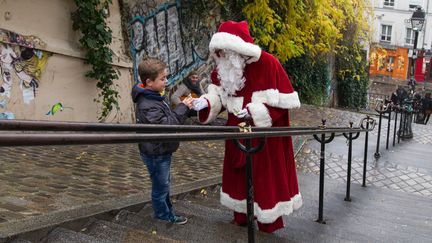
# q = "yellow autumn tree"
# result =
<box><xmin>221</xmin><ymin>0</ymin><xmax>372</xmax><ymax>62</ymax></box>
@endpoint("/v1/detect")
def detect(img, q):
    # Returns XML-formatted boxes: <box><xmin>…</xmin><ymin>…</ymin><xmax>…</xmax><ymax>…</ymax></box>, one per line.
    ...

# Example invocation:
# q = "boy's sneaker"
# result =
<box><xmin>170</xmin><ymin>215</ymin><xmax>188</xmax><ymax>225</ymax></box>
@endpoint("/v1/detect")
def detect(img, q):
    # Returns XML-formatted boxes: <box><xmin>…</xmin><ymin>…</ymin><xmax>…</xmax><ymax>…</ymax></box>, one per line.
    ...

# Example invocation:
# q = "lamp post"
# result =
<box><xmin>398</xmin><ymin>7</ymin><xmax>426</xmax><ymax>139</ymax></box>
<box><xmin>410</xmin><ymin>6</ymin><xmax>426</xmax><ymax>80</ymax></box>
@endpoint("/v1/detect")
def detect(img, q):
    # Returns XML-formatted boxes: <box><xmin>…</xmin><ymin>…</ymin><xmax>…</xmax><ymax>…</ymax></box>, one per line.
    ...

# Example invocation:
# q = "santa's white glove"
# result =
<box><xmin>234</xmin><ymin>108</ymin><xmax>249</xmax><ymax>118</ymax></box>
<box><xmin>192</xmin><ymin>97</ymin><xmax>208</xmax><ymax>111</ymax></box>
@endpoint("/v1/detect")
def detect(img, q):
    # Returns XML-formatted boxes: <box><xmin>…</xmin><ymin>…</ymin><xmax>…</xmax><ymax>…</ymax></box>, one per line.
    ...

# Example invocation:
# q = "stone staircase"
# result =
<box><xmin>6</xmin><ymin>172</ymin><xmax>432</xmax><ymax>242</ymax></box>
<box><xmin>8</xmin><ymin>186</ymin><xmax>288</xmax><ymax>243</ymax></box>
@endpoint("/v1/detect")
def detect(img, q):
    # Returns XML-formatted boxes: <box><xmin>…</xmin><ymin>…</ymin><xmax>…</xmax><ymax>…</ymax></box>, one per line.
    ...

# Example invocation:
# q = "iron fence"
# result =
<box><xmin>0</xmin><ymin>119</ymin><xmax>377</xmax><ymax>243</ymax></box>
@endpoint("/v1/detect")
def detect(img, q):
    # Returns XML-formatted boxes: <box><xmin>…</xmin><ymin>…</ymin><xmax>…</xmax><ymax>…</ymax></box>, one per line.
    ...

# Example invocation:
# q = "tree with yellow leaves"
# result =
<box><xmin>220</xmin><ymin>0</ymin><xmax>372</xmax><ymax>107</ymax></box>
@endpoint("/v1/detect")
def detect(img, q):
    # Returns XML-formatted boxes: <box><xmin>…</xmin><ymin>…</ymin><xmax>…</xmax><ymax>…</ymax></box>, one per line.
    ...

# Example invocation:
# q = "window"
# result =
<box><xmin>409</xmin><ymin>4</ymin><xmax>419</xmax><ymax>10</ymax></box>
<box><xmin>406</xmin><ymin>28</ymin><xmax>414</xmax><ymax>45</ymax></box>
<box><xmin>381</xmin><ymin>25</ymin><xmax>392</xmax><ymax>42</ymax></box>
<box><xmin>384</xmin><ymin>0</ymin><xmax>395</xmax><ymax>7</ymax></box>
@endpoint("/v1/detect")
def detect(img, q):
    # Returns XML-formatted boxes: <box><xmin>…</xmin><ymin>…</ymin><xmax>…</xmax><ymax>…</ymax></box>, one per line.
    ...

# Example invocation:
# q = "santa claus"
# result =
<box><xmin>192</xmin><ymin>20</ymin><xmax>302</xmax><ymax>233</ymax></box>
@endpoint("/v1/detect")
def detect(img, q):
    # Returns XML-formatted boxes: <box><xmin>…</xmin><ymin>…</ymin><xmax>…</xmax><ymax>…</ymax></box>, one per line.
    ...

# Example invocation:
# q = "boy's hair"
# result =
<box><xmin>138</xmin><ymin>58</ymin><xmax>166</xmax><ymax>84</ymax></box>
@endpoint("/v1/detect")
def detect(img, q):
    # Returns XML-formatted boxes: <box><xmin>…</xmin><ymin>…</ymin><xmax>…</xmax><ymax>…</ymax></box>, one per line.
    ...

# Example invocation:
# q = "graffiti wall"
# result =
<box><xmin>0</xmin><ymin>29</ymin><xmax>51</xmax><ymax>119</ymax></box>
<box><xmin>128</xmin><ymin>0</ymin><xmax>220</xmax><ymax>86</ymax></box>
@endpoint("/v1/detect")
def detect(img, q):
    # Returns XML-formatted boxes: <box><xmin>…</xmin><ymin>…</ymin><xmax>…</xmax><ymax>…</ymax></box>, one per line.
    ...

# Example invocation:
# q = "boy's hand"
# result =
<box><xmin>192</xmin><ymin>97</ymin><xmax>208</xmax><ymax>111</ymax></box>
<box><xmin>182</xmin><ymin>96</ymin><xmax>194</xmax><ymax>109</ymax></box>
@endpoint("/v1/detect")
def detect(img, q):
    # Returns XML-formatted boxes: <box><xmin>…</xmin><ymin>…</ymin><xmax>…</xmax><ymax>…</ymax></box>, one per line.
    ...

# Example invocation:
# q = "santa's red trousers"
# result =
<box><xmin>233</xmin><ymin>212</ymin><xmax>284</xmax><ymax>233</ymax></box>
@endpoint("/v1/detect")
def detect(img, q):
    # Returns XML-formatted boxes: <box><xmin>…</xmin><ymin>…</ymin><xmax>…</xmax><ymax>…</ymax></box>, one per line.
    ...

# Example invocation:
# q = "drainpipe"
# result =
<box><xmin>422</xmin><ymin>0</ymin><xmax>430</xmax><ymax>49</ymax></box>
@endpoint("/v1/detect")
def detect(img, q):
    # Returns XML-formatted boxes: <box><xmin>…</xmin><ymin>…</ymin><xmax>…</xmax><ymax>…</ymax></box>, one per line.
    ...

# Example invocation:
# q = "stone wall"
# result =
<box><xmin>0</xmin><ymin>0</ymin><xmax>134</xmax><ymax>122</ymax></box>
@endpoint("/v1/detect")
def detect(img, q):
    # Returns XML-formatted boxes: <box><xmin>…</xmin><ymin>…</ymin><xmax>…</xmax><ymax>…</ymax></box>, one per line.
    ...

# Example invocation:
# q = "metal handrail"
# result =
<box><xmin>0</xmin><ymin>128</ymin><xmax>373</xmax><ymax>147</ymax></box>
<box><xmin>0</xmin><ymin>118</ymin><xmax>376</xmax><ymax>243</ymax></box>
<box><xmin>0</xmin><ymin>120</ymin><xmax>366</xmax><ymax>132</ymax></box>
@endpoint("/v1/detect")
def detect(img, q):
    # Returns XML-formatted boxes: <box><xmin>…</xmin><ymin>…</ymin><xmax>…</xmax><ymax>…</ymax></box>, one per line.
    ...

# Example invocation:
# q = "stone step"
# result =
<box><xmin>83</xmin><ymin>219</ymin><xmax>180</xmax><ymax>243</ymax></box>
<box><xmin>174</xmin><ymin>187</ymin><xmax>353</xmax><ymax>242</ymax></box>
<box><xmin>290</xmin><ymin>172</ymin><xmax>432</xmax><ymax>242</ymax></box>
<box><xmin>165</xmin><ymin>174</ymin><xmax>432</xmax><ymax>242</ymax></box>
<box><xmin>112</xmin><ymin>208</ymin><xmax>289</xmax><ymax>243</ymax></box>
<box><xmin>8</xmin><ymin>239</ymin><xmax>32</xmax><ymax>243</ymax></box>
<box><xmin>44</xmin><ymin>227</ymin><xmax>113</xmax><ymax>243</ymax></box>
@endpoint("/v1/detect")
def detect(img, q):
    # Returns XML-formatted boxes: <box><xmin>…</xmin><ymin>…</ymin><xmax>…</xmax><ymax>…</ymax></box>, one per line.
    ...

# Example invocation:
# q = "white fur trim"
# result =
<box><xmin>207</xmin><ymin>83</ymin><xmax>222</xmax><ymax>96</ymax></box>
<box><xmin>210</xmin><ymin>32</ymin><xmax>261</xmax><ymax>63</ymax></box>
<box><xmin>207</xmin><ymin>84</ymin><xmax>227</xmax><ymax>107</ymax></box>
<box><xmin>251</xmin><ymin>89</ymin><xmax>301</xmax><ymax>109</ymax></box>
<box><xmin>220</xmin><ymin>191</ymin><xmax>303</xmax><ymax>224</ymax></box>
<box><xmin>226</xmin><ymin>96</ymin><xmax>244</xmax><ymax>114</ymax></box>
<box><xmin>199</xmin><ymin>94</ymin><xmax>222</xmax><ymax>124</ymax></box>
<box><xmin>278</xmin><ymin>91</ymin><xmax>301</xmax><ymax>109</ymax></box>
<box><xmin>246</xmin><ymin>103</ymin><xmax>272</xmax><ymax>127</ymax></box>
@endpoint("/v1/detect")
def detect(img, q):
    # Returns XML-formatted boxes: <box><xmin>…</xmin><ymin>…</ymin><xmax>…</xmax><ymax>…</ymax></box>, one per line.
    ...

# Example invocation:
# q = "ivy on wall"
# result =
<box><xmin>336</xmin><ymin>41</ymin><xmax>369</xmax><ymax>108</ymax></box>
<box><xmin>284</xmin><ymin>54</ymin><xmax>329</xmax><ymax>106</ymax></box>
<box><xmin>71</xmin><ymin>0</ymin><xmax>119</xmax><ymax>121</ymax></box>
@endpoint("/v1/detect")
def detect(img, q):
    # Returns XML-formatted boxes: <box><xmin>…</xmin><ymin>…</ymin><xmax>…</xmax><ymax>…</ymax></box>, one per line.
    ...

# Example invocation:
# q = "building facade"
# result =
<box><xmin>369</xmin><ymin>0</ymin><xmax>432</xmax><ymax>82</ymax></box>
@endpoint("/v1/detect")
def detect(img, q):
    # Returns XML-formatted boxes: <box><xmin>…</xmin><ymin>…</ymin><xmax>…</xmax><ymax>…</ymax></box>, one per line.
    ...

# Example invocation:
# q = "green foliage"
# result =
<box><xmin>220</xmin><ymin>0</ymin><xmax>246</xmax><ymax>21</ymax></box>
<box><xmin>71</xmin><ymin>0</ymin><xmax>119</xmax><ymax>121</ymax></box>
<box><xmin>219</xmin><ymin>0</ymin><xmax>371</xmax><ymax>107</ymax></box>
<box><xmin>284</xmin><ymin>54</ymin><xmax>329</xmax><ymax>105</ymax></box>
<box><xmin>334</xmin><ymin>1</ymin><xmax>370</xmax><ymax>109</ymax></box>
<box><xmin>231</xmin><ymin>0</ymin><xmax>371</xmax><ymax>62</ymax></box>
<box><xmin>336</xmin><ymin>42</ymin><xmax>369</xmax><ymax>108</ymax></box>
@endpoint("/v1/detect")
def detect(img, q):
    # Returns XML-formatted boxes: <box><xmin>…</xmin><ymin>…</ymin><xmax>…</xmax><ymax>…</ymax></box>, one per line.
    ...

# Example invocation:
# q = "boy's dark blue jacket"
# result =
<box><xmin>132</xmin><ymin>83</ymin><xmax>189</xmax><ymax>155</ymax></box>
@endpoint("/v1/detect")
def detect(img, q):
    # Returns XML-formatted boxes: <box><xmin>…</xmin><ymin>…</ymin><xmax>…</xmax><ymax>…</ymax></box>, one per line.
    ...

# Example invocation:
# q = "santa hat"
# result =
<box><xmin>209</xmin><ymin>21</ymin><xmax>261</xmax><ymax>62</ymax></box>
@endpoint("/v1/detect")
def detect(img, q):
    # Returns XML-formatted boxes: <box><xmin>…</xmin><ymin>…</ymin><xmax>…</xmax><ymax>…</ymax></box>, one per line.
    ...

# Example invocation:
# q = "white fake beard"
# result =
<box><xmin>215</xmin><ymin>50</ymin><xmax>246</xmax><ymax>99</ymax></box>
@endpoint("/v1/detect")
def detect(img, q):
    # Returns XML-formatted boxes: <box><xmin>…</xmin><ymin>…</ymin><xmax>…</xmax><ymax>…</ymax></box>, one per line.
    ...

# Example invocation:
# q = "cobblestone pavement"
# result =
<box><xmin>1</xmin><ymin>104</ymin><xmax>431</xmax><ymax>237</ymax></box>
<box><xmin>295</xmin><ymin>112</ymin><xmax>432</xmax><ymax>198</ymax></box>
<box><xmin>0</xmin><ymin>142</ymin><xmax>225</xmax><ymax>224</ymax></box>
<box><xmin>296</xmin><ymin>148</ymin><xmax>432</xmax><ymax>197</ymax></box>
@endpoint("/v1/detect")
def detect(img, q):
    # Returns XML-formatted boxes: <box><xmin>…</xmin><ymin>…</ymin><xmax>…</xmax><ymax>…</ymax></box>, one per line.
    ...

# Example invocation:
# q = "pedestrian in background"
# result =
<box><xmin>422</xmin><ymin>92</ymin><xmax>432</xmax><ymax>125</ymax></box>
<box><xmin>170</xmin><ymin>71</ymin><xmax>203</xmax><ymax>107</ymax></box>
<box><xmin>132</xmin><ymin>57</ymin><xmax>193</xmax><ymax>225</ymax></box>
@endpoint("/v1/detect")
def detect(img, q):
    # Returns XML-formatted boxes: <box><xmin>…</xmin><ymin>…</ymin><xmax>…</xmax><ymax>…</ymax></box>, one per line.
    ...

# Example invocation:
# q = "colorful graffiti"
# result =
<box><xmin>46</xmin><ymin>102</ymin><xmax>73</xmax><ymax>116</ymax></box>
<box><xmin>129</xmin><ymin>0</ymin><xmax>218</xmax><ymax>86</ymax></box>
<box><xmin>0</xmin><ymin>29</ymin><xmax>50</xmax><ymax>115</ymax></box>
<box><xmin>0</xmin><ymin>28</ymin><xmax>46</xmax><ymax>50</ymax></box>
<box><xmin>0</xmin><ymin>112</ymin><xmax>15</xmax><ymax>119</ymax></box>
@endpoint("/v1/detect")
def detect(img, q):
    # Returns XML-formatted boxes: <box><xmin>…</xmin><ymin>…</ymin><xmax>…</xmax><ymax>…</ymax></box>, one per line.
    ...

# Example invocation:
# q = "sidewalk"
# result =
<box><xmin>1</xmin><ymin>104</ymin><xmax>431</xmax><ymax>240</ymax></box>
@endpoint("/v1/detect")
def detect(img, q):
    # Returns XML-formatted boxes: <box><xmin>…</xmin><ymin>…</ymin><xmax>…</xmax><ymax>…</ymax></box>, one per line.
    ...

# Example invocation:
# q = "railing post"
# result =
<box><xmin>402</xmin><ymin>109</ymin><xmax>407</xmax><ymax>139</ymax></box>
<box><xmin>343</xmin><ymin>122</ymin><xmax>360</xmax><ymax>201</ymax></box>
<box><xmin>386</xmin><ymin>106</ymin><xmax>391</xmax><ymax>150</ymax></box>
<box><xmin>313</xmin><ymin>120</ymin><xmax>335</xmax><ymax>224</ymax></box>
<box><xmin>374</xmin><ymin>104</ymin><xmax>385</xmax><ymax>158</ymax></box>
<box><xmin>393</xmin><ymin>106</ymin><xmax>398</xmax><ymax>147</ymax></box>
<box><xmin>234</xmin><ymin>130</ymin><xmax>265</xmax><ymax>243</ymax></box>
<box><xmin>244</xmin><ymin>138</ymin><xmax>255</xmax><ymax>243</ymax></box>
<box><xmin>361</xmin><ymin>116</ymin><xmax>373</xmax><ymax>187</ymax></box>
<box><xmin>398</xmin><ymin>108</ymin><xmax>404</xmax><ymax>143</ymax></box>
<box><xmin>318</xmin><ymin>132</ymin><xmax>326</xmax><ymax>223</ymax></box>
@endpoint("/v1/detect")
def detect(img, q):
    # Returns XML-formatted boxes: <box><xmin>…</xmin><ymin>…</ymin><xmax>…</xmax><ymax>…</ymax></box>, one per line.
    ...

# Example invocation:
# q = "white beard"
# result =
<box><xmin>215</xmin><ymin>50</ymin><xmax>246</xmax><ymax>100</ymax></box>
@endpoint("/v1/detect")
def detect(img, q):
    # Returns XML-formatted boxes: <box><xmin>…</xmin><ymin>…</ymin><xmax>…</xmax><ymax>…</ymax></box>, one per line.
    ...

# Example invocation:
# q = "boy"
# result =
<box><xmin>132</xmin><ymin>58</ymin><xmax>193</xmax><ymax>224</ymax></box>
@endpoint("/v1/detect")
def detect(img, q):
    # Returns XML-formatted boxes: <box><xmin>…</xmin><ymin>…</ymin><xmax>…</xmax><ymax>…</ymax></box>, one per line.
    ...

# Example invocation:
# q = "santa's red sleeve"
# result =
<box><xmin>245</xmin><ymin>53</ymin><xmax>301</xmax><ymax>127</ymax></box>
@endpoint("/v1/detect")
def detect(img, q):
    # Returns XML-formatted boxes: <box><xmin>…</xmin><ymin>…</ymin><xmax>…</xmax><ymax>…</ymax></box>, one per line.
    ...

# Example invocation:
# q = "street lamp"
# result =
<box><xmin>398</xmin><ymin>7</ymin><xmax>426</xmax><ymax>139</ymax></box>
<box><xmin>410</xmin><ymin>6</ymin><xmax>426</xmax><ymax>80</ymax></box>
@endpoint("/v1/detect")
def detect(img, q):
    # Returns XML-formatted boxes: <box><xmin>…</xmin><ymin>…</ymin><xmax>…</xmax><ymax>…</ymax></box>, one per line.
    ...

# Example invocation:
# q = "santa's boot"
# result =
<box><xmin>231</xmin><ymin>211</ymin><xmax>248</xmax><ymax>226</ymax></box>
<box><xmin>257</xmin><ymin>216</ymin><xmax>284</xmax><ymax>233</ymax></box>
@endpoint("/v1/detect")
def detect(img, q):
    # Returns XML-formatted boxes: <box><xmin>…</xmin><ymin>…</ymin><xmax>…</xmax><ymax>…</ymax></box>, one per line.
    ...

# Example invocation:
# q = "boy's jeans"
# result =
<box><xmin>140</xmin><ymin>153</ymin><xmax>174</xmax><ymax>220</ymax></box>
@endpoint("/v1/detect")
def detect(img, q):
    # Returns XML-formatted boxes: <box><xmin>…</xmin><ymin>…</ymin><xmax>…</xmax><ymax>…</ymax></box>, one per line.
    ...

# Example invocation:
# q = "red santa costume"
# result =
<box><xmin>198</xmin><ymin>21</ymin><xmax>302</xmax><ymax>233</ymax></box>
